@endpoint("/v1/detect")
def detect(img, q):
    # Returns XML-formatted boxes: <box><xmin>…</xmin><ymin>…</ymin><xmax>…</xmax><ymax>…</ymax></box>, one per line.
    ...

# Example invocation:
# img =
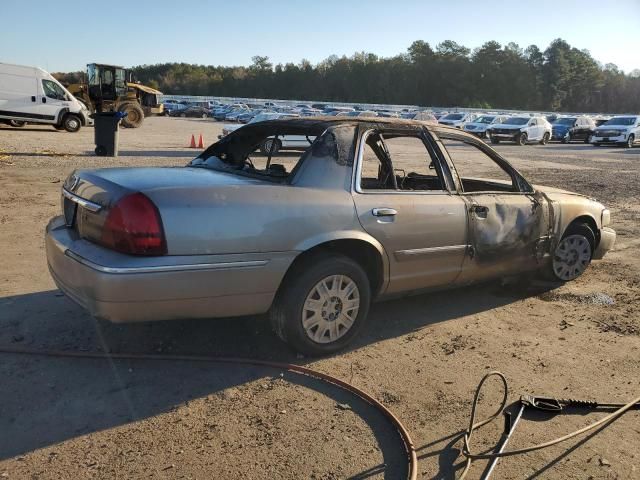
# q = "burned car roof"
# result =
<box><xmin>197</xmin><ymin>116</ymin><xmax>475</xmax><ymax>173</ymax></box>
<box><xmin>200</xmin><ymin>117</ymin><xmax>463</xmax><ymax>154</ymax></box>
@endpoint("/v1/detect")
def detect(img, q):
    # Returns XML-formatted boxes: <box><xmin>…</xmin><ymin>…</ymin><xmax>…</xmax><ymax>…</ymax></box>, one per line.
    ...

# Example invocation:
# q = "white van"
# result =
<box><xmin>0</xmin><ymin>62</ymin><xmax>88</xmax><ymax>132</ymax></box>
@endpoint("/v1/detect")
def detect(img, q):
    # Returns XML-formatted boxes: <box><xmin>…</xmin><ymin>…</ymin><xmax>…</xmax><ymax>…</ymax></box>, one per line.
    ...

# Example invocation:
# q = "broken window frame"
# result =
<box><xmin>354</xmin><ymin>126</ymin><xmax>451</xmax><ymax>194</ymax></box>
<box><xmin>433</xmin><ymin>129</ymin><xmax>534</xmax><ymax>195</ymax></box>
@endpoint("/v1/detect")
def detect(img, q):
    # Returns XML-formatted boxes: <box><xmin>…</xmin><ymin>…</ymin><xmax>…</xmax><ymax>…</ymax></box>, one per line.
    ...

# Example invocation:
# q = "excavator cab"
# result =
<box><xmin>87</xmin><ymin>63</ymin><xmax>128</xmax><ymax>109</ymax></box>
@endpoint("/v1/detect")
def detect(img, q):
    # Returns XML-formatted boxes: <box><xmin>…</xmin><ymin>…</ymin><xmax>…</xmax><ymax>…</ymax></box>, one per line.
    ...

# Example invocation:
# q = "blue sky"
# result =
<box><xmin>2</xmin><ymin>0</ymin><xmax>639</xmax><ymax>73</ymax></box>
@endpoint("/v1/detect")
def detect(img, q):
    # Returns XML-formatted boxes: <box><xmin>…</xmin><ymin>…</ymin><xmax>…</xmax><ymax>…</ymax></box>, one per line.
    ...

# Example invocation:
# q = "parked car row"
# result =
<box><xmin>163</xmin><ymin>98</ymin><xmax>639</xmax><ymax>149</ymax></box>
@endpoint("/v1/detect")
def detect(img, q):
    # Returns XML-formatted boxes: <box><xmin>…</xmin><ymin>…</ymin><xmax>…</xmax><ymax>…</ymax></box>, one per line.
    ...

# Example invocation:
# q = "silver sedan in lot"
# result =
<box><xmin>46</xmin><ymin>118</ymin><xmax>616</xmax><ymax>355</ymax></box>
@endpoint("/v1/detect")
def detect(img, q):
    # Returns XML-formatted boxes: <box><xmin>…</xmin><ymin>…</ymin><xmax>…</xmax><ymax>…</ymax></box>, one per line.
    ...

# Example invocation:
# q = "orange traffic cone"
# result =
<box><xmin>197</xmin><ymin>134</ymin><xmax>204</xmax><ymax>148</ymax></box>
<box><xmin>189</xmin><ymin>134</ymin><xmax>196</xmax><ymax>148</ymax></box>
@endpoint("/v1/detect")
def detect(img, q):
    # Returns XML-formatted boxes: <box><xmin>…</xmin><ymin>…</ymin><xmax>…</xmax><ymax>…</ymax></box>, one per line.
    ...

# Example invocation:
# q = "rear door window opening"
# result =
<box><xmin>357</xmin><ymin>129</ymin><xmax>448</xmax><ymax>193</ymax></box>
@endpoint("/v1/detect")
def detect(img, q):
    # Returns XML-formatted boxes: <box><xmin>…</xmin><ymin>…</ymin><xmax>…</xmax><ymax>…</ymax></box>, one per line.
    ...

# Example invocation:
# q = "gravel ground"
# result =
<box><xmin>0</xmin><ymin>117</ymin><xmax>639</xmax><ymax>479</ymax></box>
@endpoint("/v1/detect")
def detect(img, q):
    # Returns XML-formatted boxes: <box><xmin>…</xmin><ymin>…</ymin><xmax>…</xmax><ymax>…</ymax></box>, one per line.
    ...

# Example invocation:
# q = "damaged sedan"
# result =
<box><xmin>46</xmin><ymin>118</ymin><xmax>616</xmax><ymax>355</ymax></box>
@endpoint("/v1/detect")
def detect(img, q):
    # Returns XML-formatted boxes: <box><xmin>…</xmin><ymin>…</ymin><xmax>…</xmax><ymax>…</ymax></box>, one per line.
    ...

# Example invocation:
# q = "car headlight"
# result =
<box><xmin>601</xmin><ymin>208</ymin><xmax>611</xmax><ymax>227</ymax></box>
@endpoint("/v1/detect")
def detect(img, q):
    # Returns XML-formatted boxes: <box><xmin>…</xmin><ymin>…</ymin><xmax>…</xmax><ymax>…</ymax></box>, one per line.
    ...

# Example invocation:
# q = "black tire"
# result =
<box><xmin>490</xmin><ymin>137</ymin><xmax>500</xmax><ymax>144</ymax></box>
<box><xmin>626</xmin><ymin>134</ymin><xmax>635</xmax><ymax>148</ymax></box>
<box><xmin>540</xmin><ymin>132</ymin><xmax>550</xmax><ymax>145</ymax></box>
<box><xmin>269</xmin><ymin>254</ymin><xmax>371</xmax><ymax>356</ymax></box>
<box><xmin>95</xmin><ymin>145</ymin><xmax>107</xmax><ymax>156</ymax></box>
<box><xmin>62</xmin><ymin>114</ymin><xmax>82</xmax><ymax>132</ymax></box>
<box><xmin>260</xmin><ymin>138</ymin><xmax>282</xmax><ymax>155</ymax></box>
<box><xmin>118</xmin><ymin>103</ymin><xmax>144</xmax><ymax>128</ymax></box>
<box><xmin>544</xmin><ymin>223</ymin><xmax>595</xmax><ymax>282</ymax></box>
<box><xmin>180</xmin><ymin>113</ymin><xmax>186</xmax><ymax>118</ymax></box>
<box><xmin>517</xmin><ymin>132</ymin><xmax>528</xmax><ymax>146</ymax></box>
<box><xmin>201</xmin><ymin>113</ymin><xmax>207</xmax><ymax>119</ymax></box>
<box><xmin>9</xmin><ymin>120</ymin><xmax>26</xmax><ymax>128</ymax></box>
<box><xmin>560</xmin><ymin>134</ymin><xmax>569</xmax><ymax>144</ymax></box>
<box><xmin>584</xmin><ymin>134</ymin><xmax>592</xmax><ymax>144</ymax></box>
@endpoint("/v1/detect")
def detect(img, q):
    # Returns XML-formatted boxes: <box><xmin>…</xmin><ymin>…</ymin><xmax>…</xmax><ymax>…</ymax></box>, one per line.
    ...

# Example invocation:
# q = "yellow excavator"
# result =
<box><xmin>66</xmin><ymin>63</ymin><xmax>163</xmax><ymax>128</ymax></box>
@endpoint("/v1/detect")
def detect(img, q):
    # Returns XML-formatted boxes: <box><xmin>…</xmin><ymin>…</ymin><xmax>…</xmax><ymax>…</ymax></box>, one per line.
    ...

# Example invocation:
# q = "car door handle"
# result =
<box><xmin>372</xmin><ymin>208</ymin><xmax>397</xmax><ymax>217</ymax></box>
<box><xmin>471</xmin><ymin>205</ymin><xmax>489</xmax><ymax>218</ymax></box>
<box><xmin>31</xmin><ymin>96</ymin><xmax>36</xmax><ymax>102</ymax></box>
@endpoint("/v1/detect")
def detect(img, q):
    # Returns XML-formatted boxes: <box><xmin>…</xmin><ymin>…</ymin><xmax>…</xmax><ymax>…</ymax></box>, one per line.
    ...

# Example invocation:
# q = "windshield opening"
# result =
<box><xmin>602</xmin><ymin>117</ymin><xmax>636</xmax><ymax>126</ymax></box>
<box><xmin>476</xmin><ymin>116</ymin><xmax>495</xmax><ymax>124</ymax></box>
<box><xmin>442</xmin><ymin>114</ymin><xmax>464</xmax><ymax>120</ymax></box>
<box><xmin>554</xmin><ymin>118</ymin><xmax>576</xmax><ymax>126</ymax></box>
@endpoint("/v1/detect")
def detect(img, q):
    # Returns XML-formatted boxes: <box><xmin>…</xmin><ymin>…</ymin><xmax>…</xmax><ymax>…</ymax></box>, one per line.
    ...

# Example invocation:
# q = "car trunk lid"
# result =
<box><xmin>62</xmin><ymin>166</ymin><xmax>266</xmax><ymax>251</ymax></box>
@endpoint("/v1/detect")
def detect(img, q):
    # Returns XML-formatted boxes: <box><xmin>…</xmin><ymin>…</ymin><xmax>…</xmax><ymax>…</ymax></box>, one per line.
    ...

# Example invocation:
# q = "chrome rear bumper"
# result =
<box><xmin>45</xmin><ymin>216</ymin><xmax>294</xmax><ymax>322</ymax></box>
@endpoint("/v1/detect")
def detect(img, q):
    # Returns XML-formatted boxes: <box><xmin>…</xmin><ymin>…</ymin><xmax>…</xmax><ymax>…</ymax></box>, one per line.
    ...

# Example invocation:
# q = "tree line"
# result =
<box><xmin>54</xmin><ymin>39</ymin><xmax>640</xmax><ymax>113</ymax></box>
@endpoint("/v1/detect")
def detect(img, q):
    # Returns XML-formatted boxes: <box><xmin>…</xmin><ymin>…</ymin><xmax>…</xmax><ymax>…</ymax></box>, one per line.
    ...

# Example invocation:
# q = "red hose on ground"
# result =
<box><xmin>0</xmin><ymin>346</ymin><xmax>418</xmax><ymax>480</ymax></box>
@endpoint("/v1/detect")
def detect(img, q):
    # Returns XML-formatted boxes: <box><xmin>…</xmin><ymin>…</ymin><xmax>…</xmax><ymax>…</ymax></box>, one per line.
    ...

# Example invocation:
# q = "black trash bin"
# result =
<box><xmin>92</xmin><ymin>111</ymin><xmax>127</xmax><ymax>157</ymax></box>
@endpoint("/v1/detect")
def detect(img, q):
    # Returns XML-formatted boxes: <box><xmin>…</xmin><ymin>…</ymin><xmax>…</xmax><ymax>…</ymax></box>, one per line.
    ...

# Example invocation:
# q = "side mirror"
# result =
<box><xmin>428</xmin><ymin>162</ymin><xmax>435</xmax><ymax>170</ymax></box>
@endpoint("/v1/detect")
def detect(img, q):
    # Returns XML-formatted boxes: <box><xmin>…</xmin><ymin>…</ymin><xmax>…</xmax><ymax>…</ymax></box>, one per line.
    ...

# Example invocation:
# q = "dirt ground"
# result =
<box><xmin>0</xmin><ymin>117</ymin><xmax>638</xmax><ymax>480</ymax></box>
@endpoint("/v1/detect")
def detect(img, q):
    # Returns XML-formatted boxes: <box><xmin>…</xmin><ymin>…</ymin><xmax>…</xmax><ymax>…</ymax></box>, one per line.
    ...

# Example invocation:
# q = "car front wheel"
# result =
<box><xmin>548</xmin><ymin>223</ymin><xmax>595</xmax><ymax>282</ymax></box>
<box><xmin>270</xmin><ymin>254</ymin><xmax>371</xmax><ymax>356</ymax></box>
<box><xmin>517</xmin><ymin>132</ymin><xmax>528</xmax><ymax>146</ymax></box>
<box><xmin>626</xmin><ymin>134</ymin><xmax>635</xmax><ymax>148</ymax></box>
<box><xmin>540</xmin><ymin>132</ymin><xmax>550</xmax><ymax>145</ymax></box>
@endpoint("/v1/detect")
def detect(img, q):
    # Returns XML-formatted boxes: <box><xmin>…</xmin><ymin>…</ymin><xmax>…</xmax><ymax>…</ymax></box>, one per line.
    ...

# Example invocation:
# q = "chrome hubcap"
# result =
<box><xmin>302</xmin><ymin>275</ymin><xmax>360</xmax><ymax>344</ymax></box>
<box><xmin>552</xmin><ymin>235</ymin><xmax>591</xmax><ymax>281</ymax></box>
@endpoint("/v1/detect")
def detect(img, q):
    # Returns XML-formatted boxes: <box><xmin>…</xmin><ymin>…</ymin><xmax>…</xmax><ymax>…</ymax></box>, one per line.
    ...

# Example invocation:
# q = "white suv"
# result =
<box><xmin>487</xmin><ymin>115</ymin><xmax>552</xmax><ymax>146</ymax></box>
<box><xmin>592</xmin><ymin>116</ymin><xmax>639</xmax><ymax>148</ymax></box>
<box><xmin>463</xmin><ymin>114</ymin><xmax>508</xmax><ymax>138</ymax></box>
<box><xmin>438</xmin><ymin>112</ymin><xmax>478</xmax><ymax>128</ymax></box>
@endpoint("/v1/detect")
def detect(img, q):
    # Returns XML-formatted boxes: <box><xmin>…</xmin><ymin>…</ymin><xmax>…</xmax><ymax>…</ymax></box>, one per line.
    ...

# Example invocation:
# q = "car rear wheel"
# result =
<box><xmin>561</xmin><ymin>134</ymin><xmax>570</xmax><ymax>144</ymax></box>
<box><xmin>201</xmin><ymin>113</ymin><xmax>207</xmax><ymax>119</ymax></box>
<box><xmin>626</xmin><ymin>134</ymin><xmax>635</xmax><ymax>148</ymax></box>
<box><xmin>517</xmin><ymin>132</ymin><xmax>528</xmax><ymax>146</ymax></box>
<box><xmin>548</xmin><ymin>223</ymin><xmax>595</xmax><ymax>282</ymax></box>
<box><xmin>490</xmin><ymin>136</ymin><xmax>500</xmax><ymax>144</ymax></box>
<box><xmin>180</xmin><ymin>113</ymin><xmax>186</xmax><ymax>118</ymax></box>
<box><xmin>270</xmin><ymin>254</ymin><xmax>371</xmax><ymax>356</ymax></box>
<box><xmin>260</xmin><ymin>138</ymin><xmax>282</xmax><ymax>155</ymax></box>
<box><xmin>9</xmin><ymin>120</ymin><xmax>26</xmax><ymax>128</ymax></box>
<box><xmin>540</xmin><ymin>132</ymin><xmax>550</xmax><ymax>145</ymax></box>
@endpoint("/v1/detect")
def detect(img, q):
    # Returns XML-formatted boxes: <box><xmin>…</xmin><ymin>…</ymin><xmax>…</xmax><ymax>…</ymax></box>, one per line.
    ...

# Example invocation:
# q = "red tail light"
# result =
<box><xmin>101</xmin><ymin>193</ymin><xmax>167</xmax><ymax>255</ymax></box>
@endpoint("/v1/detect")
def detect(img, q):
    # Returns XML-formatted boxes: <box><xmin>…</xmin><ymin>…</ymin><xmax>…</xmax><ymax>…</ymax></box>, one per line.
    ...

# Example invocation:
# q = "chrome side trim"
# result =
<box><xmin>64</xmin><ymin>250</ymin><xmax>269</xmax><ymax>274</ymax></box>
<box><xmin>394</xmin><ymin>244</ymin><xmax>469</xmax><ymax>261</ymax></box>
<box><xmin>62</xmin><ymin>188</ymin><xmax>102</xmax><ymax>213</ymax></box>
